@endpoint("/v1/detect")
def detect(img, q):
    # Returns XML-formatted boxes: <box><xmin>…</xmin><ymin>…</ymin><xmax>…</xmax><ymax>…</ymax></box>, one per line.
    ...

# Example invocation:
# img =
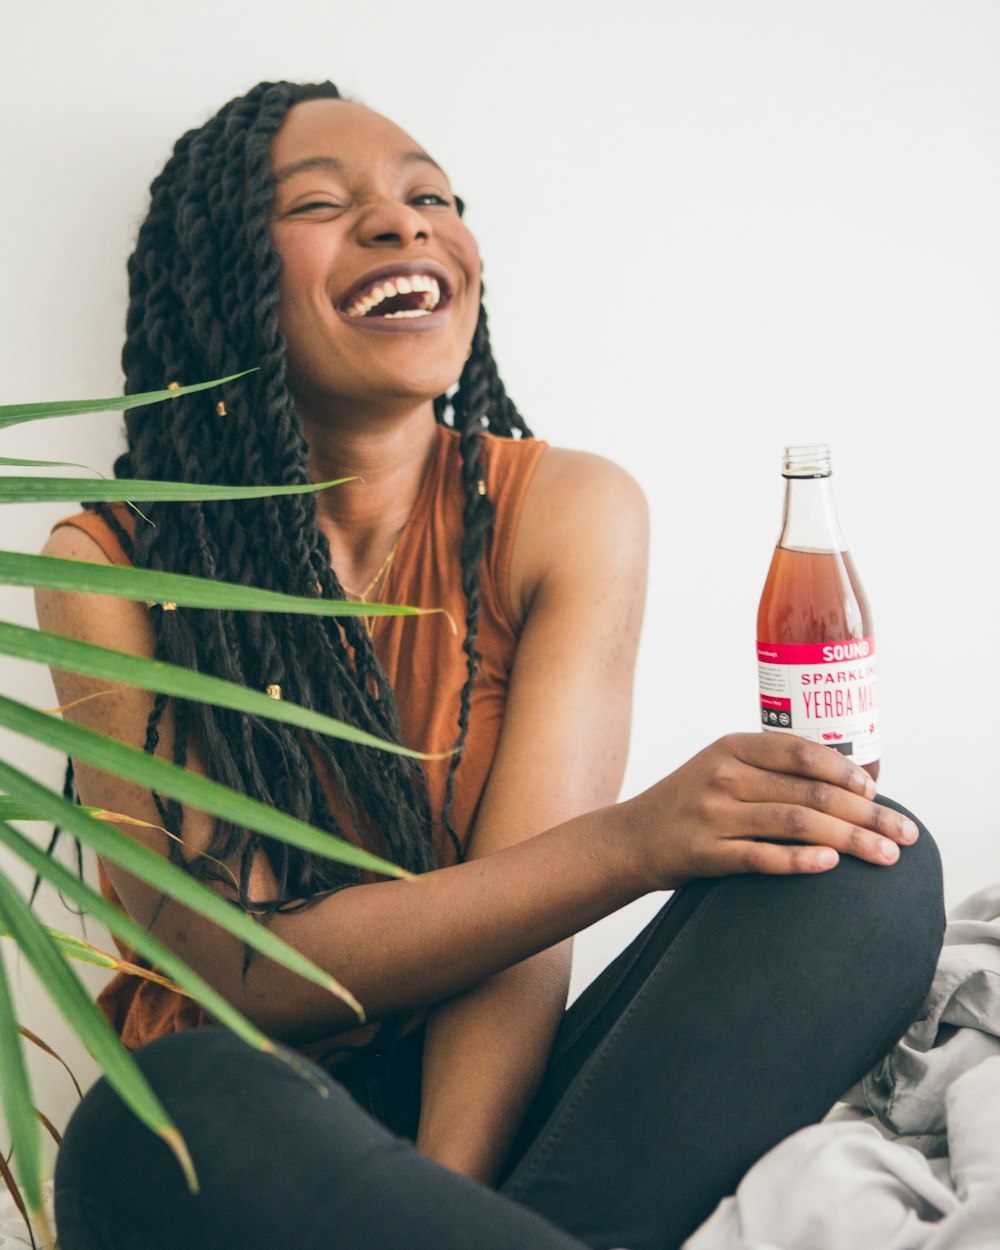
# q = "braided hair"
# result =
<box><xmin>88</xmin><ymin>80</ymin><xmax>532</xmax><ymax>913</ymax></box>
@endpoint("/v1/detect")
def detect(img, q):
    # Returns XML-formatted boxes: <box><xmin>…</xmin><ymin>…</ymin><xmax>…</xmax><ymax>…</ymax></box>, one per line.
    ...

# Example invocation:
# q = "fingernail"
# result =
<box><xmin>880</xmin><ymin>838</ymin><xmax>899</xmax><ymax>862</ymax></box>
<box><xmin>900</xmin><ymin>819</ymin><xmax>919</xmax><ymax>843</ymax></box>
<box><xmin>817</xmin><ymin>849</ymin><xmax>839</xmax><ymax>868</ymax></box>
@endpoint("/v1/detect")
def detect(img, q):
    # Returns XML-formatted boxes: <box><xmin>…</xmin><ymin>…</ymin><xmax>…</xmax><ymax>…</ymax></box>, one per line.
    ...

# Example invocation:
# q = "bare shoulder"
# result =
<box><xmin>40</xmin><ymin>520</ymin><xmax>113</xmax><ymax>564</ymax></box>
<box><xmin>511</xmin><ymin>447</ymin><xmax>649</xmax><ymax>620</ymax></box>
<box><xmin>528</xmin><ymin>446</ymin><xmax>647</xmax><ymax>522</ymax></box>
<box><xmin>36</xmin><ymin>524</ymin><xmax>153</xmax><ymax>657</ymax></box>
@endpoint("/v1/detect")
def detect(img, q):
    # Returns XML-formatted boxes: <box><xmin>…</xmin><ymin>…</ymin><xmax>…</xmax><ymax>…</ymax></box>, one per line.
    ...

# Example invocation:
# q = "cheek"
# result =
<box><xmin>460</xmin><ymin>235</ymin><xmax>482</xmax><ymax>331</ymax></box>
<box><xmin>463</xmin><ymin>232</ymin><xmax>482</xmax><ymax>287</ymax></box>
<box><xmin>271</xmin><ymin>229</ymin><xmax>330</xmax><ymax>310</ymax></box>
<box><xmin>271</xmin><ymin>237</ymin><xmax>333</xmax><ymax>363</ymax></box>
<box><xmin>275</xmin><ymin>263</ymin><xmax>311</xmax><ymax>316</ymax></box>
<box><xmin>464</xmin><ymin>280</ymin><xmax>482</xmax><ymax>340</ymax></box>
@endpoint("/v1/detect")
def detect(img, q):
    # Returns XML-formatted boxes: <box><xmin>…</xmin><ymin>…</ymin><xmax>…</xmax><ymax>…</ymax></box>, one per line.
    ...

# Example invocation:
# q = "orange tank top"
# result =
<box><xmin>52</xmin><ymin>425</ymin><xmax>548</xmax><ymax>1063</ymax></box>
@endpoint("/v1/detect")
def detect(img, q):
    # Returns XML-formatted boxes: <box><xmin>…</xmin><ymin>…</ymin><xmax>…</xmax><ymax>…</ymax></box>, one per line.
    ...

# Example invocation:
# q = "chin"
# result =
<box><xmin>383</xmin><ymin>357</ymin><xmax>467</xmax><ymax>403</ymax></box>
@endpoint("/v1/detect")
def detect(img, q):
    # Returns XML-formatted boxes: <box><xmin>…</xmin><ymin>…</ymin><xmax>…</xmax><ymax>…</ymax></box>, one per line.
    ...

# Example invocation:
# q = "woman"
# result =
<box><xmin>38</xmin><ymin>81</ymin><xmax>943</xmax><ymax>1250</ymax></box>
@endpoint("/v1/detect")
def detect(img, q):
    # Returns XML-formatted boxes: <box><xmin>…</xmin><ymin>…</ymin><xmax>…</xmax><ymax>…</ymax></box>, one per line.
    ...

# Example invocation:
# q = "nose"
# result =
<box><xmin>355</xmin><ymin>198</ymin><xmax>430</xmax><ymax>248</ymax></box>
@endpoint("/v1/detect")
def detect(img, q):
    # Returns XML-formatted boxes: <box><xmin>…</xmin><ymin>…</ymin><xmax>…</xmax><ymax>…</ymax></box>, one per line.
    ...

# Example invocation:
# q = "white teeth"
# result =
<box><xmin>343</xmin><ymin>272</ymin><xmax>445</xmax><ymax>318</ymax></box>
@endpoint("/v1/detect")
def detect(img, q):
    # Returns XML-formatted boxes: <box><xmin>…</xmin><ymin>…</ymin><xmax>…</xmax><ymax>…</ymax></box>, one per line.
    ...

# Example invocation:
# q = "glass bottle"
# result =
<box><xmin>756</xmin><ymin>444</ymin><xmax>879</xmax><ymax>781</ymax></box>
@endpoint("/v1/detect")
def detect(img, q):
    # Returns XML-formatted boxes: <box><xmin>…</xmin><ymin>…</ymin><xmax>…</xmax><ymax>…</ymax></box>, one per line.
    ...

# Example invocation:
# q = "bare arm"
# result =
<box><xmin>35</xmin><ymin>528</ymin><xmax>917</xmax><ymax>1050</ymax></box>
<box><xmin>416</xmin><ymin>450</ymin><xmax>648</xmax><ymax>1183</ymax></box>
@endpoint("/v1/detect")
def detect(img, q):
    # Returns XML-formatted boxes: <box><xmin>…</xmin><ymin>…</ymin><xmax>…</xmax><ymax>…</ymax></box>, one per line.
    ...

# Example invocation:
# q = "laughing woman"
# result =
<box><xmin>38</xmin><ymin>81</ymin><xmax>944</xmax><ymax>1250</ymax></box>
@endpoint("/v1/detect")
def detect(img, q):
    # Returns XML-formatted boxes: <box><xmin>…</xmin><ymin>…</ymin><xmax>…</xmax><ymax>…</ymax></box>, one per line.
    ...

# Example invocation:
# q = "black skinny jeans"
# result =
<box><xmin>55</xmin><ymin>798</ymin><xmax>944</xmax><ymax>1250</ymax></box>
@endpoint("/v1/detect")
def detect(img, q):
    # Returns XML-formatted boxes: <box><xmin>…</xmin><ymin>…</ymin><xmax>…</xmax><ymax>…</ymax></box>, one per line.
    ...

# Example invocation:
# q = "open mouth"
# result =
<box><xmin>338</xmin><ymin>270</ymin><xmax>450</xmax><ymax>321</ymax></box>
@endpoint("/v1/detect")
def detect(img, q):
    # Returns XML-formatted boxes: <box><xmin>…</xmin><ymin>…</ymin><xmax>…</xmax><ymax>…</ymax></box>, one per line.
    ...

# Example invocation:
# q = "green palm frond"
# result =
<box><xmin>0</xmin><ymin>373</ymin><xmax>421</xmax><ymax>1233</ymax></box>
<box><xmin>0</xmin><ymin>374</ymin><xmax>254</xmax><ymax>430</ymax></box>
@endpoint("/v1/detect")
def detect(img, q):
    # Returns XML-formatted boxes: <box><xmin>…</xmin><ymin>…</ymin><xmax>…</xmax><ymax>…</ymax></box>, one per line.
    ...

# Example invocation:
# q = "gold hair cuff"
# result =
<box><xmin>265</xmin><ymin>684</ymin><xmax>282</xmax><ymax>700</ymax></box>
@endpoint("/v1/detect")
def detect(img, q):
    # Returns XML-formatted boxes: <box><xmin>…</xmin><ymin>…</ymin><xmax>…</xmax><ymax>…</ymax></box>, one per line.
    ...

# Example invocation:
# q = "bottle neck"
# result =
<box><xmin>778</xmin><ymin>474</ymin><xmax>848</xmax><ymax>553</ymax></box>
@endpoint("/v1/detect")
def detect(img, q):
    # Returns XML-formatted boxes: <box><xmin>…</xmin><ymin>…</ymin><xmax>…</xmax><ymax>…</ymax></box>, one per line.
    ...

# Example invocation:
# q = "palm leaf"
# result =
<box><xmin>0</xmin><ymin>766</ymin><xmax>371</xmax><ymax>1020</ymax></box>
<box><xmin>0</xmin><ymin>798</ymin><xmax>45</xmax><ymax>822</ymax></box>
<box><xmin>0</xmin><ymin>373</ymin><xmax>254</xmax><ymax>430</ymax></box>
<box><xmin>0</xmin><ymin>1146</ymin><xmax>36</xmax><ymax>1250</ymax></box>
<box><xmin>0</xmin><ymin>476</ymin><xmax>353</xmax><ymax>505</ymax></box>
<box><xmin>0</xmin><ymin>551</ymin><xmax>428</xmax><ymax>622</ymax></box>
<box><xmin>17</xmin><ymin>1024</ymin><xmax>83</xmax><ymax>1098</ymax></box>
<box><xmin>0</xmin><ymin>872</ymin><xmax>198</xmax><ymax>1197</ymax></box>
<box><xmin>0</xmin><ymin>620</ymin><xmax>442</xmax><ymax>760</ymax></box>
<box><xmin>36</xmin><ymin>1111</ymin><xmax>61</xmax><ymax>1150</ymax></box>
<box><xmin>1</xmin><ymin>922</ymin><xmax>116</xmax><ymax>971</ymax></box>
<box><xmin>2</xmin><ymin>919</ymin><xmax>198</xmax><ymax>995</ymax></box>
<box><xmin>0</xmin><ymin>697</ymin><xmax>410</xmax><ymax>881</ymax></box>
<box><xmin>0</xmin><ymin>818</ymin><xmax>313</xmax><ymax>1053</ymax></box>
<box><xmin>0</xmin><ymin>943</ymin><xmax>46</xmax><ymax>1230</ymax></box>
<box><xmin>0</xmin><ymin>457</ymin><xmax>100</xmax><ymax>470</ymax></box>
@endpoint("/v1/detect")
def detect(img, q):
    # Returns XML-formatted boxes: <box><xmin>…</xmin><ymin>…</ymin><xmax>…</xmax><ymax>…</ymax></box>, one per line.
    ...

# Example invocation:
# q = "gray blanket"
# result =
<box><xmin>685</xmin><ymin>883</ymin><xmax>1000</xmax><ymax>1250</ymax></box>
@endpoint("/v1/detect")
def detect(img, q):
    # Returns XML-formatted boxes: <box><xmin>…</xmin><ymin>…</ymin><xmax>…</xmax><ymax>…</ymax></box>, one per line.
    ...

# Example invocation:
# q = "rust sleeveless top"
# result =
<box><xmin>52</xmin><ymin>425</ymin><xmax>548</xmax><ymax>1064</ymax></box>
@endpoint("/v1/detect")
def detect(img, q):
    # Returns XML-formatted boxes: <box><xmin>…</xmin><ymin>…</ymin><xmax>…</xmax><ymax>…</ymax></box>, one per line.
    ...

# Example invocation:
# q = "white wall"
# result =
<box><xmin>2</xmin><ymin>0</ymin><xmax>998</xmax><ymax>1143</ymax></box>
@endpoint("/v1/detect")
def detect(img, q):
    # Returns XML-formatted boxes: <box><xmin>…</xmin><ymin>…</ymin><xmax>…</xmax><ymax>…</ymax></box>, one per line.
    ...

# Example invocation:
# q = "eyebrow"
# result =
<box><xmin>272</xmin><ymin>150</ymin><xmax>444</xmax><ymax>185</ymax></box>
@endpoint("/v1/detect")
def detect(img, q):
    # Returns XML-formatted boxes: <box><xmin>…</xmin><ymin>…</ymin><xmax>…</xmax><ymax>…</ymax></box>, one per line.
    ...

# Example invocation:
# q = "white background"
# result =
<box><xmin>1</xmin><ymin>0</ymin><xmax>998</xmax><ymax>1149</ymax></box>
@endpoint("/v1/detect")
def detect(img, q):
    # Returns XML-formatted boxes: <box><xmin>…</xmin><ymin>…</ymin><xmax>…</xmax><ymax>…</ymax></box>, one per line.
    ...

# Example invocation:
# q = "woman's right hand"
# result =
<box><xmin>622</xmin><ymin>732</ymin><xmax>919</xmax><ymax>891</ymax></box>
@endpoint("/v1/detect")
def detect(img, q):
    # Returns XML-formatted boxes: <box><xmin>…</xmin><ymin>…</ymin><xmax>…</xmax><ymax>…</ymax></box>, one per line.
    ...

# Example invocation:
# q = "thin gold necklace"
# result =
<box><xmin>340</xmin><ymin>539</ymin><xmax>401</xmax><ymax>637</ymax></box>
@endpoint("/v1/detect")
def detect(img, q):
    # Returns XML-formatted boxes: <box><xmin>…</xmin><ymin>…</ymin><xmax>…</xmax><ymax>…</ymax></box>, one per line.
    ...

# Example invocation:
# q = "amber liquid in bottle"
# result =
<box><xmin>756</xmin><ymin>447</ymin><xmax>880</xmax><ymax>781</ymax></box>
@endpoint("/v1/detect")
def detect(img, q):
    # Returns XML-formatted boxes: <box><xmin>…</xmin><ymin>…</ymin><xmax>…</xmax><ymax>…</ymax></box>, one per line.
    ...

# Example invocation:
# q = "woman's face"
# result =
<box><xmin>268</xmin><ymin>99</ymin><xmax>481</xmax><ymax>420</ymax></box>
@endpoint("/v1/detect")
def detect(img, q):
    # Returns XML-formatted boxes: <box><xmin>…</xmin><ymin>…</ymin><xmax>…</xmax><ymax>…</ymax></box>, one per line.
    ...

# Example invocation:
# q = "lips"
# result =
<box><xmin>336</xmin><ymin>261</ymin><xmax>453</xmax><ymax>324</ymax></box>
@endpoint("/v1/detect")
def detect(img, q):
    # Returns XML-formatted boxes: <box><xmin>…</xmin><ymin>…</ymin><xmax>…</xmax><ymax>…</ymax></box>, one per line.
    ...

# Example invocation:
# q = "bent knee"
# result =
<box><xmin>828</xmin><ymin>795</ymin><xmax>944</xmax><ymax>1005</ymax></box>
<box><xmin>56</xmin><ymin>1029</ymin><xmax>366</xmax><ymax>1215</ymax></box>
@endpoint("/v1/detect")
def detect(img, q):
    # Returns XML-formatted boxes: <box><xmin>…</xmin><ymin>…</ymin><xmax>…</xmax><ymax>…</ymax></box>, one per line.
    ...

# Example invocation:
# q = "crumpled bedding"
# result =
<box><xmin>684</xmin><ymin>883</ymin><xmax>1000</xmax><ymax>1250</ymax></box>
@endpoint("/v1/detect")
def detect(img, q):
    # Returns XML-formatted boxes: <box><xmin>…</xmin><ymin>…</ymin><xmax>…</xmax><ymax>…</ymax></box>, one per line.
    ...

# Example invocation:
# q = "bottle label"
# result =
<box><xmin>756</xmin><ymin>636</ymin><xmax>879</xmax><ymax>765</ymax></box>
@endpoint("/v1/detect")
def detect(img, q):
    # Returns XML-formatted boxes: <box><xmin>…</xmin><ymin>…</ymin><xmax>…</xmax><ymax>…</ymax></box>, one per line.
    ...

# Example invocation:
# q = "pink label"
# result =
<box><xmin>757</xmin><ymin>637</ymin><xmax>875</xmax><ymax>665</ymax></box>
<box><xmin>756</xmin><ymin>635</ymin><xmax>879</xmax><ymax>765</ymax></box>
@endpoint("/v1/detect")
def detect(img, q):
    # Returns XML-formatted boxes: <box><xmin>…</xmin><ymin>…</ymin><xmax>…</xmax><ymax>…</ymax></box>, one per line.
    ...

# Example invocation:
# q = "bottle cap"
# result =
<box><xmin>783</xmin><ymin>444</ymin><xmax>831</xmax><ymax>478</ymax></box>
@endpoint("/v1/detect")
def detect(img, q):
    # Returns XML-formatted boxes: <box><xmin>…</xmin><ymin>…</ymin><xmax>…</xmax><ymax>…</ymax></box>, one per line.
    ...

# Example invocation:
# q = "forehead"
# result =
<box><xmin>269</xmin><ymin>99</ymin><xmax>439</xmax><ymax>177</ymax></box>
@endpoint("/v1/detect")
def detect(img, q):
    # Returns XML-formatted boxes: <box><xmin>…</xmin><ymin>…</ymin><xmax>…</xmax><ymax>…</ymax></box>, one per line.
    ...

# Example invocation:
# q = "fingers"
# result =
<box><xmin>739</xmin><ymin>771</ymin><xmax>919</xmax><ymax>850</ymax></box>
<box><xmin>737</xmin><ymin>802</ymin><xmax>909</xmax><ymax>868</ymax></box>
<box><xmin>645</xmin><ymin>733</ymin><xmax>916</xmax><ymax>889</ymax></box>
<box><xmin>705</xmin><ymin>733</ymin><xmax>918</xmax><ymax>874</ymax></box>
<box><xmin>727</xmin><ymin>731</ymin><xmax>876</xmax><ymax>799</ymax></box>
<box><xmin>707</xmin><ymin>839</ymin><xmax>842</xmax><ymax>877</ymax></box>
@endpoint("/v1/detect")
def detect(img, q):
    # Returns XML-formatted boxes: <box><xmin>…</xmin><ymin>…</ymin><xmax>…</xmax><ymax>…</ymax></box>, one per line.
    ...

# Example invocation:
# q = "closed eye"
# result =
<box><xmin>287</xmin><ymin>200</ymin><xmax>344</xmax><ymax>215</ymax></box>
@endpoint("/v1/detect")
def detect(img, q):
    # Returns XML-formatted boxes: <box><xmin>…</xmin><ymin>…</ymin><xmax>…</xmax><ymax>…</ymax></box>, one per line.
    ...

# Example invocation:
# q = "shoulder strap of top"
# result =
<box><xmin>51</xmin><ymin>506</ymin><xmax>134</xmax><ymax>568</ymax></box>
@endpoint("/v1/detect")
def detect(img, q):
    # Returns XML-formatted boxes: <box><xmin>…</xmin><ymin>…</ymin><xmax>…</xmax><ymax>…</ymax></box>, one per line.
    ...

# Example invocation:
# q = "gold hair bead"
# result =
<box><xmin>161</xmin><ymin>602</ymin><xmax>177</xmax><ymax>612</ymax></box>
<box><xmin>477</xmin><ymin>479</ymin><xmax>487</xmax><ymax>496</ymax></box>
<box><xmin>216</xmin><ymin>401</ymin><xmax>227</xmax><ymax>416</ymax></box>
<box><xmin>166</xmin><ymin>381</ymin><xmax>181</xmax><ymax>390</ymax></box>
<box><xmin>265</xmin><ymin>684</ymin><xmax>282</xmax><ymax>700</ymax></box>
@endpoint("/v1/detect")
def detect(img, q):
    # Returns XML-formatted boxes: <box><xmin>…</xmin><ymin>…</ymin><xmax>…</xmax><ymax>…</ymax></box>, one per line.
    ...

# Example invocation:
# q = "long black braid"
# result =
<box><xmin>84</xmin><ymin>81</ymin><xmax>531</xmax><ymax>913</ymax></box>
